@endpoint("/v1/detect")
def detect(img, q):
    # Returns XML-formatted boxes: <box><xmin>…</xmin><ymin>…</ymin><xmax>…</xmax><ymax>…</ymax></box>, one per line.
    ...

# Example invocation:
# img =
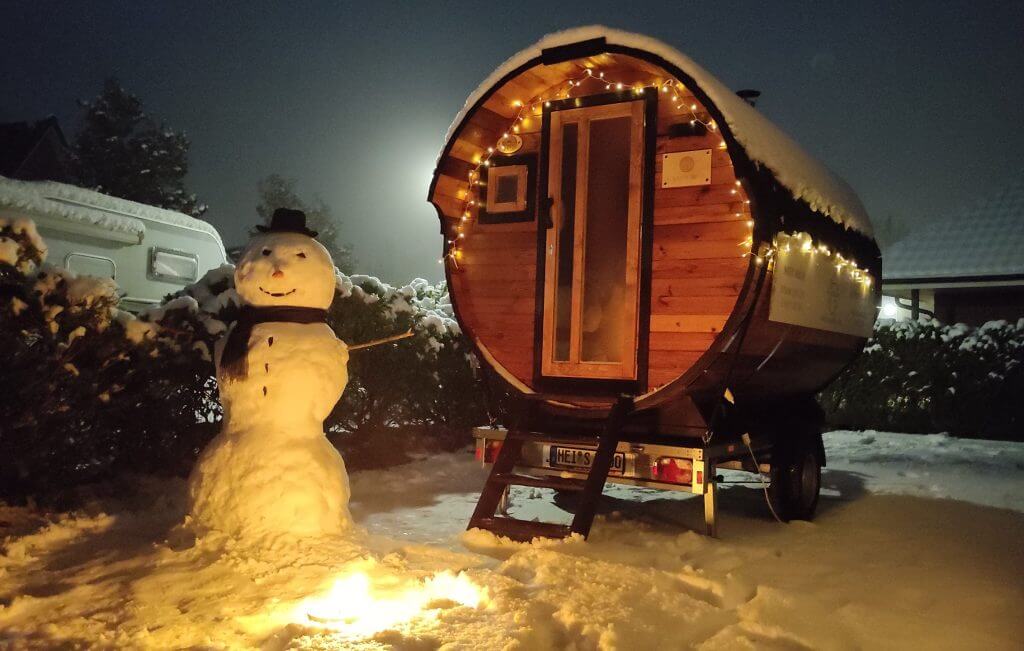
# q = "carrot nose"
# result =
<box><xmin>272</xmin><ymin>269</ymin><xmax>284</xmax><ymax>279</ymax></box>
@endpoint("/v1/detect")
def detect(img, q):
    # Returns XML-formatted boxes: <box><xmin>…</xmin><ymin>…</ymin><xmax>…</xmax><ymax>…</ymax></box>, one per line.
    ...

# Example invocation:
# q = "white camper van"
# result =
<box><xmin>0</xmin><ymin>176</ymin><xmax>226</xmax><ymax>312</ymax></box>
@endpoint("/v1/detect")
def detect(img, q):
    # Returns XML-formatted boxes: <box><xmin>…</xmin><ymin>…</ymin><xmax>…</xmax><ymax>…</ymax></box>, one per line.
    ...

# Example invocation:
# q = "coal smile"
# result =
<box><xmin>259</xmin><ymin>286</ymin><xmax>297</xmax><ymax>297</ymax></box>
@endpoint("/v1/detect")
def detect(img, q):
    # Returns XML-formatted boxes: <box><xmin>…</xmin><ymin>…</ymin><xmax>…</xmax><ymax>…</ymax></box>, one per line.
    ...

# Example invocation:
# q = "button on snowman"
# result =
<box><xmin>188</xmin><ymin>209</ymin><xmax>353</xmax><ymax>539</ymax></box>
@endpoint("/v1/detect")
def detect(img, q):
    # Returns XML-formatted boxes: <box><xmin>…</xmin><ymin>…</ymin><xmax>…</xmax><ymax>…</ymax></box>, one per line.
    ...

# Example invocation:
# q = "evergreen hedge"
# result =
<box><xmin>0</xmin><ymin>219</ymin><xmax>487</xmax><ymax>503</ymax></box>
<box><xmin>6</xmin><ymin>214</ymin><xmax>1021</xmax><ymax>503</ymax></box>
<box><xmin>819</xmin><ymin>319</ymin><xmax>1024</xmax><ymax>439</ymax></box>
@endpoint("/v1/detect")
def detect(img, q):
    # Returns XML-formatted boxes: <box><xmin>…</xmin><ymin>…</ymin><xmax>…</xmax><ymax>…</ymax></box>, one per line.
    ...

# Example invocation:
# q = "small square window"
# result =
<box><xmin>478</xmin><ymin>155</ymin><xmax>535</xmax><ymax>224</ymax></box>
<box><xmin>485</xmin><ymin>165</ymin><xmax>528</xmax><ymax>213</ymax></box>
<box><xmin>495</xmin><ymin>174</ymin><xmax>520</xmax><ymax>204</ymax></box>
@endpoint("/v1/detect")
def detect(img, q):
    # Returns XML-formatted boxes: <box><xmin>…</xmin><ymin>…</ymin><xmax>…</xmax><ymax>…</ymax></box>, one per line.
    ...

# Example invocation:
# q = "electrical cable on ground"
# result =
<box><xmin>741</xmin><ymin>432</ymin><xmax>784</xmax><ymax>524</ymax></box>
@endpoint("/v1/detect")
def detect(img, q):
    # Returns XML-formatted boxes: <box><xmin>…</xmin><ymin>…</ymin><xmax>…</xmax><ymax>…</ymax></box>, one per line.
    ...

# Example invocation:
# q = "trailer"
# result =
<box><xmin>0</xmin><ymin>176</ymin><xmax>226</xmax><ymax>312</ymax></box>
<box><xmin>427</xmin><ymin>27</ymin><xmax>880</xmax><ymax>540</ymax></box>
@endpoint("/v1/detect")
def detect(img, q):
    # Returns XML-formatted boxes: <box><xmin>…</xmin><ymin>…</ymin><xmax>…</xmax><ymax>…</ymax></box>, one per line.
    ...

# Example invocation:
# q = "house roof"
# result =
<box><xmin>882</xmin><ymin>173</ymin><xmax>1024</xmax><ymax>283</ymax></box>
<box><xmin>0</xmin><ymin>117</ymin><xmax>70</xmax><ymax>179</ymax></box>
<box><xmin>439</xmin><ymin>25</ymin><xmax>874</xmax><ymax>239</ymax></box>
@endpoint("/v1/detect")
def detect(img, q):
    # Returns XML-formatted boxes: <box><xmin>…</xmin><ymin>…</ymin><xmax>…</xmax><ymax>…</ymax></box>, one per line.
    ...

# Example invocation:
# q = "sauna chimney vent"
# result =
<box><xmin>736</xmin><ymin>89</ymin><xmax>761</xmax><ymax>107</ymax></box>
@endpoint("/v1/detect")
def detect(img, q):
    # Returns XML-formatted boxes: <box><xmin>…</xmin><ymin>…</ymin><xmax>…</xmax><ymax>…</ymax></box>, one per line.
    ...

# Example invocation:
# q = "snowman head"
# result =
<box><xmin>235</xmin><ymin>213</ymin><xmax>336</xmax><ymax>309</ymax></box>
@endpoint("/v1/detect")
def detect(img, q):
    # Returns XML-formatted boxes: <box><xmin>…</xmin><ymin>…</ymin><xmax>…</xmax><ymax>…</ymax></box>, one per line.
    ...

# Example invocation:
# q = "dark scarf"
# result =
<box><xmin>219</xmin><ymin>306</ymin><xmax>328</xmax><ymax>381</ymax></box>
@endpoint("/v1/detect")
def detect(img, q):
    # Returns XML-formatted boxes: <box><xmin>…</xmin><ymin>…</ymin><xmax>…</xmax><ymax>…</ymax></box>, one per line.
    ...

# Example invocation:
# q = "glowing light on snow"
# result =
<box><xmin>295</xmin><ymin>569</ymin><xmax>485</xmax><ymax>637</ymax></box>
<box><xmin>881</xmin><ymin>297</ymin><xmax>898</xmax><ymax>319</ymax></box>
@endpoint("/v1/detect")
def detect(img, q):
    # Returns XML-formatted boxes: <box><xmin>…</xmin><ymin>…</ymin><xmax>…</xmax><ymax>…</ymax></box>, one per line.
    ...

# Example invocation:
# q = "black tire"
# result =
<box><xmin>768</xmin><ymin>434</ymin><xmax>822</xmax><ymax>522</ymax></box>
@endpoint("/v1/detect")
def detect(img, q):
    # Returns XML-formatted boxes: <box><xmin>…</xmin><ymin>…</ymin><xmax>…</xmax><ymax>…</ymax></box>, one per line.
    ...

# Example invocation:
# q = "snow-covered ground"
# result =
<box><xmin>2</xmin><ymin>430</ymin><xmax>1022</xmax><ymax>649</ymax></box>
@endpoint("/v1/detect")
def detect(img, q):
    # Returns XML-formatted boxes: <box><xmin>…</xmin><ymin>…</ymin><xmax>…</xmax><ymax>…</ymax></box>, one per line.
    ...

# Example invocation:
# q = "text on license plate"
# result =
<box><xmin>549</xmin><ymin>446</ymin><xmax>625</xmax><ymax>474</ymax></box>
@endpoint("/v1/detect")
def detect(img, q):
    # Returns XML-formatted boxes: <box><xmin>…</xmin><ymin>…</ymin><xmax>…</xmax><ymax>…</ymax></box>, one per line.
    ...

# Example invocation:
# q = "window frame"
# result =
<box><xmin>477</xmin><ymin>154</ymin><xmax>537</xmax><ymax>225</ymax></box>
<box><xmin>148</xmin><ymin>246</ymin><xmax>200</xmax><ymax>284</ymax></box>
<box><xmin>540</xmin><ymin>99</ymin><xmax>646</xmax><ymax>382</ymax></box>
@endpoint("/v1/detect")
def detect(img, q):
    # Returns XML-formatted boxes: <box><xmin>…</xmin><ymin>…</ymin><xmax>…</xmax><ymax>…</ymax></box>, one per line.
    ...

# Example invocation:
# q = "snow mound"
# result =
<box><xmin>3</xmin><ymin>433</ymin><xmax>1024</xmax><ymax>648</ymax></box>
<box><xmin>443</xmin><ymin>26</ymin><xmax>873</xmax><ymax>237</ymax></box>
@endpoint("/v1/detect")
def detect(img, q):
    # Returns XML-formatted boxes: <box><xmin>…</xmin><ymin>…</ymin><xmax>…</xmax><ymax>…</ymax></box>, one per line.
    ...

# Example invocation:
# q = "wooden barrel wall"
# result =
<box><xmin>431</xmin><ymin>53</ymin><xmax>754</xmax><ymax>397</ymax></box>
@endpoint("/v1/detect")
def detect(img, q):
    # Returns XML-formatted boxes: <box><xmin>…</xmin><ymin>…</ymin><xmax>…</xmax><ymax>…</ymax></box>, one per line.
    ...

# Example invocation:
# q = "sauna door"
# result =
<box><xmin>541</xmin><ymin>100</ymin><xmax>645</xmax><ymax>380</ymax></box>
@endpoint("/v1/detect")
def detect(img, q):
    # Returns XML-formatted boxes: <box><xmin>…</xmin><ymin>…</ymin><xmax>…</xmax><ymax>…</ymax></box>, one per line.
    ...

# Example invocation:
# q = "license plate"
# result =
<box><xmin>548</xmin><ymin>446</ymin><xmax>625</xmax><ymax>474</ymax></box>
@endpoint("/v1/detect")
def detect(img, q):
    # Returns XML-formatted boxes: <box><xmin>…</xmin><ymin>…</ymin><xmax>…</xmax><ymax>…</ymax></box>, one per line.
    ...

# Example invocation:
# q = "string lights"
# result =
<box><xmin>440</xmin><ymin>69</ymin><xmax>873</xmax><ymax>295</ymax></box>
<box><xmin>442</xmin><ymin>66</ymin><xmax>727</xmax><ymax>265</ymax></box>
<box><xmin>738</xmin><ymin>231</ymin><xmax>874</xmax><ymax>290</ymax></box>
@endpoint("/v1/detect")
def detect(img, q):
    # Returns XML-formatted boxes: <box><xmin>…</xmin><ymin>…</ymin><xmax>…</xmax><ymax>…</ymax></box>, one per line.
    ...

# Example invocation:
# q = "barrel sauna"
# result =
<box><xmin>428</xmin><ymin>27</ymin><xmax>880</xmax><ymax>441</ymax></box>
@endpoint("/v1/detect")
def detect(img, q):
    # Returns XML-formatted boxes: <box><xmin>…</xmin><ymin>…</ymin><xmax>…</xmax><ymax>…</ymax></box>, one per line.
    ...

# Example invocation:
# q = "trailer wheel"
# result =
<box><xmin>768</xmin><ymin>434</ymin><xmax>822</xmax><ymax>522</ymax></box>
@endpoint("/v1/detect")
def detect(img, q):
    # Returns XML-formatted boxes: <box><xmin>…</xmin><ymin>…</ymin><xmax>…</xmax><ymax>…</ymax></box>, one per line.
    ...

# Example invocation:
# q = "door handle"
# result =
<box><xmin>540</xmin><ymin>196</ymin><xmax>554</xmax><ymax>229</ymax></box>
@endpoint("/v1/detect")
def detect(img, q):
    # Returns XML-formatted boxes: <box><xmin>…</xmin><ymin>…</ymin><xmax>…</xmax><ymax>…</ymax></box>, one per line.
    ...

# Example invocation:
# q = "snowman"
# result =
<box><xmin>188</xmin><ymin>208</ymin><xmax>353</xmax><ymax>540</ymax></box>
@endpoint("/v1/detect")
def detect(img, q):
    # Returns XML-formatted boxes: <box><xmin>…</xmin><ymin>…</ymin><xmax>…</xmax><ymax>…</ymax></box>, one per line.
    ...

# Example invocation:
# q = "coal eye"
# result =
<box><xmin>262</xmin><ymin>248</ymin><xmax>272</xmax><ymax>256</ymax></box>
<box><xmin>296</xmin><ymin>251</ymin><xmax>307</xmax><ymax>259</ymax></box>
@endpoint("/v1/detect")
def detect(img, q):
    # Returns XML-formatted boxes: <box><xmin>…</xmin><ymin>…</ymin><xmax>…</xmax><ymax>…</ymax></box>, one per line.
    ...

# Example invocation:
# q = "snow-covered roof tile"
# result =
<box><xmin>442</xmin><ymin>26</ymin><xmax>874</xmax><ymax>238</ymax></box>
<box><xmin>883</xmin><ymin>173</ymin><xmax>1024</xmax><ymax>282</ymax></box>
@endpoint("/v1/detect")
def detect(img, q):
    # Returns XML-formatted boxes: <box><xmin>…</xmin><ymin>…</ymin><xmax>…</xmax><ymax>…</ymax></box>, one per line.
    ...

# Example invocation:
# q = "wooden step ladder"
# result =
<box><xmin>468</xmin><ymin>395</ymin><xmax>633</xmax><ymax>542</ymax></box>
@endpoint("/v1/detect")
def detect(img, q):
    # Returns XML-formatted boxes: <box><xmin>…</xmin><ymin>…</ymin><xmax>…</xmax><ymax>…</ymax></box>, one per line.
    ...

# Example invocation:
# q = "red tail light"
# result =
<box><xmin>475</xmin><ymin>440</ymin><xmax>503</xmax><ymax>464</ymax></box>
<box><xmin>651</xmin><ymin>457</ymin><xmax>693</xmax><ymax>485</ymax></box>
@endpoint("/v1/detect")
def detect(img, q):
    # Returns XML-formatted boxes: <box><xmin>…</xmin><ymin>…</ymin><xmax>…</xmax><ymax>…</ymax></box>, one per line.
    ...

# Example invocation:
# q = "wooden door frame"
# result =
<box><xmin>533</xmin><ymin>90</ymin><xmax>657</xmax><ymax>396</ymax></box>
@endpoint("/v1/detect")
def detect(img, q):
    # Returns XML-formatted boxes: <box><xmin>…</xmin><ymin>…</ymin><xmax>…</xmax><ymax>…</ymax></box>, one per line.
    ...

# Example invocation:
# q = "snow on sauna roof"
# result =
<box><xmin>443</xmin><ymin>26</ymin><xmax>874</xmax><ymax>238</ymax></box>
<box><xmin>0</xmin><ymin>175</ymin><xmax>223</xmax><ymax>244</ymax></box>
<box><xmin>883</xmin><ymin>173</ymin><xmax>1024</xmax><ymax>282</ymax></box>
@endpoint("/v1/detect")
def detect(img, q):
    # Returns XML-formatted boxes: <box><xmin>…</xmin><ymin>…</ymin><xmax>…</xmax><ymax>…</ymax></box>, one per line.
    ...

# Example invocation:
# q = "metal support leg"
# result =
<box><xmin>704</xmin><ymin>469</ymin><xmax>718</xmax><ymax>538</ymax></box>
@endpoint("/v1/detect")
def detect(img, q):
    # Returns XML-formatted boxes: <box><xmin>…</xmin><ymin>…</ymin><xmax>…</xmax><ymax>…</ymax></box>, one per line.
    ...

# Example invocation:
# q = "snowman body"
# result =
<box><xmin>188</xmin><ymin>230</ymin><xmax>353</xmax><ymax>539</ymax></box>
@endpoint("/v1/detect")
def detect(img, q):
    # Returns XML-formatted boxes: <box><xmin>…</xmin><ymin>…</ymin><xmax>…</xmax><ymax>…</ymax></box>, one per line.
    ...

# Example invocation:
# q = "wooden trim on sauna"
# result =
<box><xmin>540</xmin><ymin>37</ymin><xmax>609</xmax><ymax>65</ymax></box>
<box><xmin>635</xmin><ymin>91</ymin><xmax>658</xmax><ymax>395</ymax></box>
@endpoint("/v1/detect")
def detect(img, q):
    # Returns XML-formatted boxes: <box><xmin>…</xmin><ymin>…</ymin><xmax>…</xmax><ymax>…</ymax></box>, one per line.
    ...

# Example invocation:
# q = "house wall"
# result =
<box><xmin>935</xmin><ymin>286</ymin><xmax>1024</xmax><ymax>325</ymax></box>
<box><xmin>880</xmin><ymin>290</ymin><xmax>935</xmax><ymax>321</ymax></box>
<box><xmin>15</xmin><ymin>128</ymin><xmax>72</xmax><ymax>182</ymax></box>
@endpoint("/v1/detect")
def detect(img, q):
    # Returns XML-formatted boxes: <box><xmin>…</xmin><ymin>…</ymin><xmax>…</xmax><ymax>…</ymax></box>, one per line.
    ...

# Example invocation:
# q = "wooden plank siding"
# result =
<box><xmin>645</xmin><ymin>83</ymin><xmax>751</xmax><ymax>388</ymax></box>
<box><xmin>432</xmin><ymin>53</ymin><xmax>752</xmax><ymax>393</ymax></box>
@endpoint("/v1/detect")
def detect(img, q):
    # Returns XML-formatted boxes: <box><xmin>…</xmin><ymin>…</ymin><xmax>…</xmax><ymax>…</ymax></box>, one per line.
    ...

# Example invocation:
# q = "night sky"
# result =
<box><xmin>4</xmin><ymin>1</ymin><xmax>1022</xmax><ymax>283</ymax></box>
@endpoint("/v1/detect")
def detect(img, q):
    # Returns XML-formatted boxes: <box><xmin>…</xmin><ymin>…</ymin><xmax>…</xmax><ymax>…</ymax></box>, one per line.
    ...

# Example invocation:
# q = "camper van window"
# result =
<box><xmin>150</xmin><ymin>247</ymin><xmax>199</xmax><ymax>283</ymax></box>
<box><xmin>66</xmin><ymin>253</ymin><xmax>116</xmax><ymax>280</ymax></box>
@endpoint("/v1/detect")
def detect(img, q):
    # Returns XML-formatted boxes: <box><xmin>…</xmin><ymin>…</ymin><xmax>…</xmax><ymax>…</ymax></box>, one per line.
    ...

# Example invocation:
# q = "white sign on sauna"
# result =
<box><xmin>661</xmin><ymin>149</ymin><xmax>712</xmax><ymax>188</ymax></box>
<box><xmin>769</xmin><ymin>248</ymin><xmax>875</xmax><ymax>338</ymax></box>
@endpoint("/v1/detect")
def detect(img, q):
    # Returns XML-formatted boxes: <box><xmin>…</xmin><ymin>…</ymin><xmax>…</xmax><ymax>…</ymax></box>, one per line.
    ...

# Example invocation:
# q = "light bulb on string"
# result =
<box><xmin>453</xmin><ymin>69</ymin><xmax>745</xmax><ymax>254</ymax></box>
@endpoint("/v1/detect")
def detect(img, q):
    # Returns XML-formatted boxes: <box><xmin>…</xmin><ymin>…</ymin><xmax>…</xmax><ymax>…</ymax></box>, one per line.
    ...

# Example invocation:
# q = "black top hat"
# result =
<box><xmin>256</xmin><ymin>208</ymin><xmax>318</xmax><ymax>237</ymax></box>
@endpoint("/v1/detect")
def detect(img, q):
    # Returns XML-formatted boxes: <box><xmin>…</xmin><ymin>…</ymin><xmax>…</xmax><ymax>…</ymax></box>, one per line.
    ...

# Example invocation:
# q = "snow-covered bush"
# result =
<box><xmin>327</xmin><ymin>276</ymin><xmax>487</xmax><ymax>466</ymax></box>
<box><xmin>0</xmin><ymin>220</ymin><xmax>219</xmax><ymax>502</ymax></box>
<box><xmin>0</xmin><ymin>217</ymin><xmax>46</xmax><ymax>279</ymax></box>
<box><xmin>820</xmin><ymin>319</ymin><xmax>1024</xmax><ymax>439</ymax></box>
<box><xmin>0</xmin><ymin>217</ymin><xmax>487</xmax><ymax>501</ymax></box>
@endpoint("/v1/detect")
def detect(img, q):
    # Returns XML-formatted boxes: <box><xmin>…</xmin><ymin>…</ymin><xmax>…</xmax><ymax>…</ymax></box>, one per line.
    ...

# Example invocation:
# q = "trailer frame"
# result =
<box><xmin>471</xmin><ymin>422</ymin><xmax>780</xmax><ymax>538</ymax></box>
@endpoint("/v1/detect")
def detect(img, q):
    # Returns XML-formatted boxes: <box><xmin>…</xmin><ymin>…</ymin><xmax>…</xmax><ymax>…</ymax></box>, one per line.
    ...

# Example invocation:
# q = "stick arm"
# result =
<box><xmin>347</xmin><ymin>329</ymin><xmax>415</xmax><ymax>351</ymax></box>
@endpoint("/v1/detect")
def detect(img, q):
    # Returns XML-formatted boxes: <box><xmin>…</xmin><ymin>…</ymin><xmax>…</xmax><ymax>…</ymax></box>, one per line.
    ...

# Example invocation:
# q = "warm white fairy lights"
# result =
<box><xmin>440</xmin><ymin>71</ymin><xmax>872</xmax><ymax>295</ymax></box>
<box><xmin>441</xmin><ymin>66</ymin><xmax>726</xmax><ymax>266</ymax></box>
<box><xmin>738</xmin><ymin>231</ymin><xmax>874</xmax><ymax>289</ymax></box>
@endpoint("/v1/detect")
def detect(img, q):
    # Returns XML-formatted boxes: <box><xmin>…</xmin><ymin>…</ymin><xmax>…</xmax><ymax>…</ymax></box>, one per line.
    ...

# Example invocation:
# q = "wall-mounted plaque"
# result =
<box><xmin>661</xmin><ymin>149</ymin><xmax>712</xmax><ymax>188</ymax></box>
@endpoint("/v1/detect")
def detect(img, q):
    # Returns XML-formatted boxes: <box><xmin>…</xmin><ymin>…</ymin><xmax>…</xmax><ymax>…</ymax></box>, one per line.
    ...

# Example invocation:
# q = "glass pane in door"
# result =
<box><xmin>553</xmin><ymin>122</ymin><xmax>578</xmax><ymax>361</ymax></box>
<box><xmin>580</xmin><ymin>116</ymin><xmax>631</xmax><ymax>363</ymax></box>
